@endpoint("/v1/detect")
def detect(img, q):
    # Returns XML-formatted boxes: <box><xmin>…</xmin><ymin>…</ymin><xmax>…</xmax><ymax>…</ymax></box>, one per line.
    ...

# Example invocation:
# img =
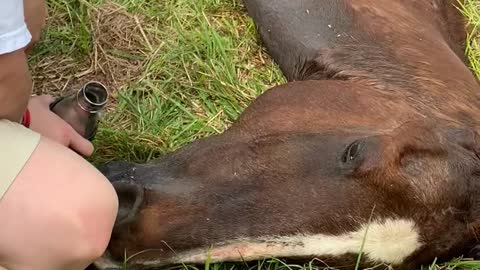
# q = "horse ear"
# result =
<box><xmin>388</xmin><ymin>121</ymin><xmax>480</xmax><ymax>167</ymax></box>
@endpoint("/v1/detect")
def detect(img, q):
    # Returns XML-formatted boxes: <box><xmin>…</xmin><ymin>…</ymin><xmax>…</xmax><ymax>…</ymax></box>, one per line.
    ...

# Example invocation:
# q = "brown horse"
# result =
<box><xmin>94</xmin><ymin>0</ymin><xmax>480</xmax><ymax>269</ymax></box>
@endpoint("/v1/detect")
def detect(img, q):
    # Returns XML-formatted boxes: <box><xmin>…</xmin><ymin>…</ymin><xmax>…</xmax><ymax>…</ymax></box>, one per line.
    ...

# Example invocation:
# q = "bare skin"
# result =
<box><xmin>0</xmin><ymin>0</ymin><xmax>119</xmax><ymax>269</ymax></box>
<box><xmin>0</xmin><ymin>137</ymin><xmax>118</xmax><ymax>270</ymax></box>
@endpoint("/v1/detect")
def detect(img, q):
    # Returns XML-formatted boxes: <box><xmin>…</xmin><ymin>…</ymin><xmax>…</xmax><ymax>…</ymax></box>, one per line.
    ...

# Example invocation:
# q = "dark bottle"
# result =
<box><xmin>49</xmin><ymin>81</ymin><xmax>109</xmax><ymax>141</ymax></box>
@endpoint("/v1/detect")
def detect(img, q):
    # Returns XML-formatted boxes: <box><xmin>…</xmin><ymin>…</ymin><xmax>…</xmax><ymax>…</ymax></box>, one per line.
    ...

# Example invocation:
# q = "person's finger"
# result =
<box><xmin>35</xmin><ymin>95</ymin><xmax>55</xmax><ymax>105</ymax></box>
<box><xmin>68</xmin><ymin>129</ymin><xmax>95</xmax><ymax>157</ymax></box>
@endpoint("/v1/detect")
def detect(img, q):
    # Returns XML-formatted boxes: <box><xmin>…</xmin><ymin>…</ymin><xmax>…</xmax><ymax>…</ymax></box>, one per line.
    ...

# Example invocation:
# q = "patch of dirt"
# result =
<box><xmin>30</xmin><ymin>1</ymin><xmax>158</xmax><ymax>111</ymax></box>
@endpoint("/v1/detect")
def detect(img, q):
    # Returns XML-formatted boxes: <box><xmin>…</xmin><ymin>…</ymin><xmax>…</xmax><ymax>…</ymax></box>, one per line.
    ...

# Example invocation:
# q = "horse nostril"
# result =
<box><xmin>97</xmin><ymin>161</ymin><xmax>137</xmax><ymax>183</ymax></box>
<box><xmin>112</xmin><ymin>180</ymin><xmax>145</xmax><ymax>227</ymax></box>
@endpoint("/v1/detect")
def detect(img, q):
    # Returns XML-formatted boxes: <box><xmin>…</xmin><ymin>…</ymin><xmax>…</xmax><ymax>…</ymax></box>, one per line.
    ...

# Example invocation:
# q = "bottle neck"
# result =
<box><xmin>76</xmin><ymin>82</ymin><xmax>108</xmax><ymax>113</ymax></box>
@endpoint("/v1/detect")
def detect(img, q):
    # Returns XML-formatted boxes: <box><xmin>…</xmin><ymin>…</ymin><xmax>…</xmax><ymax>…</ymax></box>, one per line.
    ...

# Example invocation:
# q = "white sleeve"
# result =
<box><xmin>0</xmin><ymin>0</ymin><xmax>32</xmax><ymax>55</ymax></box>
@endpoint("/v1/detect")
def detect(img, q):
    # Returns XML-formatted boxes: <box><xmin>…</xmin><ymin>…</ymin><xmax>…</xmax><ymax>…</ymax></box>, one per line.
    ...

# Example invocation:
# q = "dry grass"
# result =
<box><xmin>30</xmin><ymin>0</ymin><xmax>158</xmax><ymax>113</ymax></box>
<box><xmin>30</xmin><ymin>0</ymin><xmax>284</xmax><ymax>163</ymax></box>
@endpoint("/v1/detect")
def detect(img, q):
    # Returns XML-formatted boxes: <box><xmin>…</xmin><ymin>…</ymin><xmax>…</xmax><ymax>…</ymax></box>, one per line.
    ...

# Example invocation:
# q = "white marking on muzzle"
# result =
<box><xmin>173</xmin><ymin>218</ymin><xmax>422</xmax><ymax>266</ymax></box>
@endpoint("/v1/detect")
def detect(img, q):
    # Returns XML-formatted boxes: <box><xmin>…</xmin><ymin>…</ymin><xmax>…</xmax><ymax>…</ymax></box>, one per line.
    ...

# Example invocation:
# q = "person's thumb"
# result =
<box><xmin>36</xmin><ymin>95</ymin><xmax>56</xmax><ymax>106</ymax></box>
<box><xmin>68</xmin><ymin>128</ymin><xmax>95</xmax><ymax>157</ymax></box>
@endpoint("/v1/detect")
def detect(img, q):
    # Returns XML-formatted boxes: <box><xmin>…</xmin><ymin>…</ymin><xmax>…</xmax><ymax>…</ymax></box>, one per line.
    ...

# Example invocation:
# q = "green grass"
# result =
<box><xmin>30</xmin><ymin>0</ymin><xmax>480</xmax><ymax>269</ymax></box>
<box><xmin>31</xmin><ymin>0</ymin><xmax>285</xmax><ymax>164</ymax></box>
<box><xmin>458</xmin><ymin>0</ymin><xmax>480</xmax><ymax>79</ymax></box>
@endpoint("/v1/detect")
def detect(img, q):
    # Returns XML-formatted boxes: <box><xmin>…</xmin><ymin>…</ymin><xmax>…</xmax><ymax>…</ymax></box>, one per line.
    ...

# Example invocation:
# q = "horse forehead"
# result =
<box><xmin>349</xmin><ymin>0</ymin><xmax>411</xmax><ymax>15</ymax></box>
<box><xmin>347</xmin><ymin>0</ymin><xmax>431</xmax><ymax>27</ymax></box>
<box><xmin>231</xmin><ymin>81</ymin><xmax>425</xmax><ymax>140</ymax></box>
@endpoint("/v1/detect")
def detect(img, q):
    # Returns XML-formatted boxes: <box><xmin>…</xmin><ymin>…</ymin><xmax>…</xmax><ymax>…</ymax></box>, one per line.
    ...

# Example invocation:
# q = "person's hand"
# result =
<box><xmin>27</xmin><ymin>95</ymin><xmax>94</xmax><ymax>157</ymax></box>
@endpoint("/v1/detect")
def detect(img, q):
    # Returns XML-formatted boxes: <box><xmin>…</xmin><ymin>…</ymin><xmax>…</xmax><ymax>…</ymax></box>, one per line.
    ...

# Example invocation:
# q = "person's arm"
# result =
<box><xmin>0</xmin><ymin>0</ymin><xmax>33</xmax><ymax>122</ymax></box>
<box><xmin>0</xmin><ymin>47</ymin><xmax>94</xmax><ymax>156</ymax></box>
<box><xmin>0</xmin><ymin>0</ymin><xmax>48</xmax><ymax>122</ymax></box>
<box><xmin>0</xmin><ymin>48</ymin><xmax>32</xmax><ymax>123</ymax></box>
<box><xmin>0</xmin><ymin>0</ymin><xmax>93</xmax><ymax>156</ymax></box>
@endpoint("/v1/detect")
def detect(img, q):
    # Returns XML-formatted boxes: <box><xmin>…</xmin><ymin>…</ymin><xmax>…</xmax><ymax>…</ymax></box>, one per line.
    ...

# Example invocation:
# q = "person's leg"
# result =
<box><xmin>0</xmin><ymin>1</ymin><xmax>118</xmax><ymax>268</ymax></box>
<box><xmin>0</xmin><ymin>120</ymin><xmax>119</xmax><ymax>270</ymax></box>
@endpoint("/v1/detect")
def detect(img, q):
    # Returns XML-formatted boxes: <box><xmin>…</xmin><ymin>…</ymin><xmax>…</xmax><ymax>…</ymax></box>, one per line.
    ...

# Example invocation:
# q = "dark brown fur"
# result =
<box><xmin>97</xmin><ymin>0</ymin><xmax>480</xmax><ymax>269</ymax></box>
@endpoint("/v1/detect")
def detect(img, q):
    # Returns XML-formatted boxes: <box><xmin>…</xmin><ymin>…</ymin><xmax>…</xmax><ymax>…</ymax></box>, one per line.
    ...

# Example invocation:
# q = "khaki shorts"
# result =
<box><xmin>0</xmin><ymin>119</ymin><xmax>41</xmax><ymax>201</ymax></box>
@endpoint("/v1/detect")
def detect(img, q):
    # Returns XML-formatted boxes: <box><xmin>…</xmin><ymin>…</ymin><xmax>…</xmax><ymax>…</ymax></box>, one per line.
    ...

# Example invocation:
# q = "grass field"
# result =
<box><xmin>31</xmin><ymin>0</ymin><xmax>286</xmax><ymax>165</ymax></box>
<box><xmin>30</xmin><ymin>0</ymin><xmax>480</xmax><ymax>269</ymax></box>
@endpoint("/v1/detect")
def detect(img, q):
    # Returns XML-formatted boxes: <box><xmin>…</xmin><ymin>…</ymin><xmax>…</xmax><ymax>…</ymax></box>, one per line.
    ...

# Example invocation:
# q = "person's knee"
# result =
<box><xmin>60</xmin><ymin>150</ymin><xmax>119</xmax><ymax>263</ymax></box>
<box><xmin>69</xmin><ymin>170</ymin><xmax>119</xmax><ymax>263</ymax></box>
<box><xmin>39</xmin><ymin>138</ymin><xmax>120</xmax><ymax>267</ymax></box>
<box><xmin>0</xmin><ymin>136</ymin><xmax>119</xmax><ymax>270</ymax></box>
<box><xmin>81</xmin><ymin>177</ymin><xmax>119</xmax><ymax>260</ymax></box>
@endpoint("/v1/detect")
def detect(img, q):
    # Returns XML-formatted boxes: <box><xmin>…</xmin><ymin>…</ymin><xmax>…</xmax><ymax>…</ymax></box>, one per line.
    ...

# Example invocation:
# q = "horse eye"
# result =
<box><xmin>342</xmin><ymin>140</ymin><xmax>364</xmax><ymax>163</ymax></box>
